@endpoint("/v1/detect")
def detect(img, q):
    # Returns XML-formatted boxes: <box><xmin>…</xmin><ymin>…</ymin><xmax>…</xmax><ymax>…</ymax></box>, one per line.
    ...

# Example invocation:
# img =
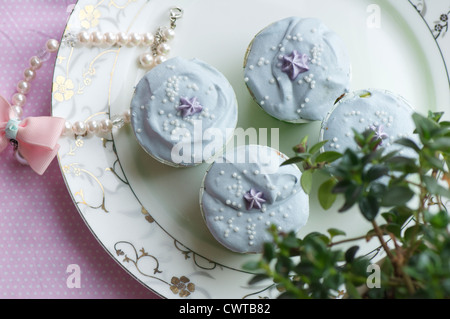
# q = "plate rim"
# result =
<box><xmin>53</xmin><ymin>0</ymin><xmax>450</xmax><ymax>299</ymax></box>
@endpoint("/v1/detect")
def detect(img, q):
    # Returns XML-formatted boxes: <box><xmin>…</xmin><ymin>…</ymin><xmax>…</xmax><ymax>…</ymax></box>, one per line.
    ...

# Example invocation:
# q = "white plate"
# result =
<box><xmin>52</xmin><ymin>0</ymin><xmax>450</xmax><ymax>299</ymax></box>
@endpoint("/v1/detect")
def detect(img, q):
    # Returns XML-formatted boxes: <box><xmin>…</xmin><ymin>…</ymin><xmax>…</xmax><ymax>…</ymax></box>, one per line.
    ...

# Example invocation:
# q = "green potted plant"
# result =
<box><xmin>244</xmin><ymin>111</ymin><xmax>450</xmax><ymax>299</ymax></box>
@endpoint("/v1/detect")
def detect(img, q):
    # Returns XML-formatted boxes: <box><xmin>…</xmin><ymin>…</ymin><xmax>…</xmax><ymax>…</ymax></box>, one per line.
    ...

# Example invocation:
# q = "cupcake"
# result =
<box><xmin>320</xmin><ymin>89</ymin><xmax>417</xmax><ymax>158</ymax></box>
<box><xmin>130</xmin><ymin>57</ymin><xmax>238</xmax><ymax>167</ymax></box>
<box><xmin>243</xmin><ymin>16</ymin><xmax>351</xmax><ymax>123</ymax></box>
<box><xmin>200</xmin><ymin>144</ymin><xmax>309</xmax><ymax>254</ymax></box>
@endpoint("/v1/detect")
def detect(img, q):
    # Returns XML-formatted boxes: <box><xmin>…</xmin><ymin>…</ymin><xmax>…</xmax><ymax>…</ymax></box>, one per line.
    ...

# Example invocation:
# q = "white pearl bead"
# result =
<box><xmin>104</xmin><ymin>32</ymin><xmax>118</xmax><ymax>46</ymax></box>
<box><xmin>139</xmin><ymin>53</ymin><xmax>154</xmax><ymax>68</ymax></box>
<box><xmin>87</xmin><ymin>120</ymin><xmax>100</xmax><ymax>134</ymax></box>
<box><xmin>63</xmin><ymin>121</ymin><xmax>73</xmax><ymax>135</ymax></box>
<box><xmin>128</xmin><ymin>32</ymin><xmax>142</xmax><ymax>46</ymax></box>
<box><xmin>29</xmin><ymin>56</ymin><xmax>42</xmax><ymax>70</ymax></box>
<box><xmin>155</xmin><ymin>55</ymin><xmax>167</xmax><ymax>65</ymax></box>
<box><xmin>141</xmin><ymin>32</ymin><xmax>154</xmax><ymax>46</ymax></box>
<box><xmin>72</xmin><ymin>121</ymin><xmax>87</xmax><ymax>136</ymax></box>
<box><xmin>17</xmin><ymin>80</ymin><xmax>30</xmax><ymax>94</ymax></box>
<box><xmin>46</xmin><ymin>39</ymin><xmax>60</xmax><ymax>53</ymax></box>
<box><xmin>12</xmin><ymin>93</ymin><xmax>26</xmax><ymax>107</ymax></box>
<box><xmin>24</xmin><ymin>68</ymin><xmax>36</xmax><ymax>81</ymax></box>
<box><xmin>116</xmin><ymin>32</ymin><xmax>129</xmax><ymax>46</ymax></box>
<box><xmin>163</xmin><ymin>28</ymin><xmax>176</xmax><ymax>40</ymax></box>
<box><xmin>90</xmin><ymin>31</ymin><xmax>104</xmax><ymax>46</ymax></box>
<box><xmin>11</xmin><ymin>105</ymin><xmax>23</xmax><ymax>118</ymax></box>
<box><xmin>156</xmin><ymin>43</ymin><xmax>170</xmax><ymax>55</ymax></box>
<box><xmin>78</xmin><ymin>31</ymin><xmax>91</xmax><ymax>46</ymax></box>
<box><xmin>99</xmin><ymin>119</ymin><xmax>113</xmax><ymax>133</ymax></box>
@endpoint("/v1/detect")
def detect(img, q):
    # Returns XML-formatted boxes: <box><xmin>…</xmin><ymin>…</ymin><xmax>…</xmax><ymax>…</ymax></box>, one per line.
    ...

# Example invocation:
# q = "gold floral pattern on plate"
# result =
<box><xmin>114</xmin><ymin>241</ymin><xmax>197</xmax><ymax>298</ymax></box>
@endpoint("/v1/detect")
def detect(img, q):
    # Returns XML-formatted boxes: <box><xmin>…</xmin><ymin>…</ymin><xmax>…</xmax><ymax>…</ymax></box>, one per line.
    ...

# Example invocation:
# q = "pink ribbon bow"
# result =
<box><xmin>0</xmin><ymin>94</ymin><xmax>65</xmax><ymax>175</ymax></box>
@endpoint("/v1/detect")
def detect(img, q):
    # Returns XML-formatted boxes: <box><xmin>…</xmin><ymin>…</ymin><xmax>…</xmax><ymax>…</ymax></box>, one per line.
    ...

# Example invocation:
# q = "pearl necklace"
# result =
<box><xmin>10</xmin><ymin>7</ymin><xmax>183</xmax><ymax>139</ymax></box>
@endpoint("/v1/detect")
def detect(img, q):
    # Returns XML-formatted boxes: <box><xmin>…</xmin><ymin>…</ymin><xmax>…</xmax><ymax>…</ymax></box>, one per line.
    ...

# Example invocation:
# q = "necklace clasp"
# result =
<box><xmin>169</xmin><ymin>7</ymin><xmax>183</xmax><ymax>29</ymax></box>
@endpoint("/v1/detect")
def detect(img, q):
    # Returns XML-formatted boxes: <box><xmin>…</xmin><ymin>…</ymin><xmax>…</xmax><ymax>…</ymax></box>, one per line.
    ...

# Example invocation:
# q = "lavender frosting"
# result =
<box><xmin>200</xmin><ymin>145</ymin><xmax>309</xmax><ymax>254</ymax></box>
<box><xmin>244</xmin><ymin>17</ymin><xmax>351</xmax><ymax>123</ymax></box>
<box><xmin>320</xmin><ymin>89</ymin><xmax>418</xmax><ymax>159</ymax></box>
<box><xmin>130</xmin><ymin>57</ymin><xmax>238</xmax><ymax>167</ymax></box>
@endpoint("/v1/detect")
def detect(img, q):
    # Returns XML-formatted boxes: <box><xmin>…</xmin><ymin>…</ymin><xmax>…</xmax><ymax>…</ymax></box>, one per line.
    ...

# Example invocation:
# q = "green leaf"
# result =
<box><xmin>345</xmin><ymin>246</ymin><xmax>360</xmax><ymax>263</ymax></box>
<box><xmin>275</xmin><ymin>255</ymin><xmax>293</xmax><ymax>277</ymax></box>
<box><xmin>242</xmin><ymin>260</ymin><xmax>262</xmax><ymax>271</ymax></box>
<box><xmin>389</xmin><ymin>206</ymin><xmax>414</xmax><ymax>227</ymax></box>
<box><xmin>332</xmin><ymin>180</ymin><xmax>354</xmax><ymax>194</ymax></box>
<box><xmin>385</xmin><ymin>156</ymin><xmax>419</xmax><ymax>173</ymax></box>
<box><xmin>423</xmin><ymin>176</ymin><xmax>450</xmax><ymax>199</ymax></box>
<box><xmin>281</xmin><ymin>231</ymin><xmax>301</xmax><ymax>249</ymax></box>
<box><xmin>395</xmin><ymin>138</ymin><xmax>421</xmax><ymax>153</ymax></box>
<box><xmin>304</xmin><ymin>232</ymin><xmax>330</xmax><ymax>245</ymax></box>
<box><xmin>386</xmin><ymin>223</ymin><xmax>402</xmax><ymax>238</ymax></box>
<box><xmin>428</xmin><ymin>111</ymin><xmax>444</xmax><ymax>123</ymax></box>
<box><xmin>309</xmin><ymin>140</ymin><xmax>328</xmax><ymax>155</ymax></box>
<box><xmin>318</xmin><ymin>178</ymin><xmax>337</xmax><ymax>210</ymax></box>
<box><xmin>328</xmin><ymin>228</ymin><xmax>346</xmax><ymax>239</ymax></box>
<box><xmin>262</xmin><ymin>242</ymin><xmax>275</xmax><ymax>262</ymax></box>
<box><xmin>413</xmin><ymin>112</ymin><xmax>440</xmax><ymax>142</ymax></box>
<box><xmin>430</xmin><ymin>137</ymin><xmax>450</xmax><ymax>153</ymax></box>
<box><xmin>426</xmin><ymin>210</ymin><xmax>450</xmax><ymax>229</ymax></box>
<box><xmin>358</xmin><ymin>195</ymin><xmax>380</xmax><ymax>221</ymax></box>
<box><xmin>339</xmin><ymin>185</ymin><xmax>363</xmax><ymax>212</ymax></box>
<box><xmin>301</xmin><ymin>169</ymin><xmax>313</xmax><ymax>194</ymax></box>
<box><xmin>315</xmin><ymin>151</ymin><xmax>343</xmax><ymax>164</ymax></box>
<box><xmin>281</xmin><ymin>155</ymin><xmax>310</xmax><ymax>166</ymax></box>
<box><xmin>353</xmin><ymin>129</ymin><xmax>366</xmax><ymax>148</ymax></box>
<box><xmin>404</xmin><ymin>225</ymin><xmax>420</xmax><ymax>243</ymax></box>
<box><xmin>345</xmin><ymin>281</ymin><xmax>362</xmax><ymax>299</ymax></box>
<box><xmin>248</xmin><ymin>274</ymin><xmax>270</xmax><ymax>285</ymax></box>
<box><xmin>364</xmin><ymin>165</ymin><xmax>389</xmax><ymax>182</ymax></box>
<box><xmin>381</xmin><ymin>185</ymin><xmax>414</xmax><ymax>207</ymax></box>
<box><xmin>381</xmin><ymin>211</ymin><xmax>398</xmax><ymax>224</ymax></box>
<box><xmin>423</xmin><ymin>153</ymin><xmax>446</xmax><ymax>171</ymax></box>
<box><xmin>369</xmin><ymin>182</ymin><xmax>387</xmax><ymax>197</ymax></box>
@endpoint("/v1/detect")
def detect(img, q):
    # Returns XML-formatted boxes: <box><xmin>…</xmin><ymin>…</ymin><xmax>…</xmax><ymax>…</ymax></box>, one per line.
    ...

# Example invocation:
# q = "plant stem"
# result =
<box><xmin>371</xmin><ymin>220</ymin><xmax>416</xmax><ymax>296</ymax></box>
<box><xmin>328</xmin><ymin>235</ymin><xmax>369</xmax><ymax>247</ymax></box>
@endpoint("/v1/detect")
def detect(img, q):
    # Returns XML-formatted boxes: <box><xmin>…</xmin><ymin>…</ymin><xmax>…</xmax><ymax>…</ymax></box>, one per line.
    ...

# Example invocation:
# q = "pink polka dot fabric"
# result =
<box><xmin>0</xmin><ymin>0</ymin><xmax>159</xmax><ymax>299</ymax></box>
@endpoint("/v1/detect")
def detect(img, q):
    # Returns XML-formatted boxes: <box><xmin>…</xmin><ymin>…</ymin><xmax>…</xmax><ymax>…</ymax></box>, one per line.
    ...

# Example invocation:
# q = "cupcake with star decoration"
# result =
<box><xmin>200</xmin><ymin>144</ymin><xmax>309</xmax><ymax>254</ymax></box>
<box><xmin>319</xmin><ymin>89</ymin><xmax>418</xmax><ymax>159</ymax></box>
<box><xmin>243</xmin><ymin>16</ymin><xmax>351</xmax><ymax>123</ymax></box>
<box><xmin>130</xmin><ymin>57</ymin><xmax>238</xmax><ymax>167</ymax></box>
